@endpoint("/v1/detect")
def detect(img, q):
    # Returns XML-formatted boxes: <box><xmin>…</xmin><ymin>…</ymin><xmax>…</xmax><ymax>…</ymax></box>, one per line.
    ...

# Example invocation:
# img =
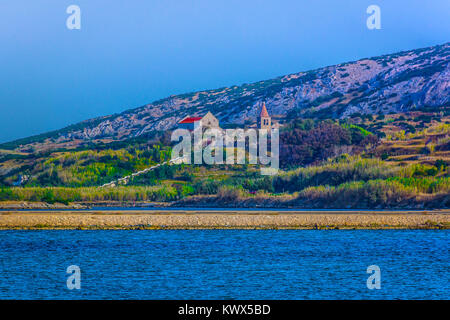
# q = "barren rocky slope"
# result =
<box><xmin>2</xmin><ymin>42</ymin><xmax>448</xmax><ymax>151</ymax></box>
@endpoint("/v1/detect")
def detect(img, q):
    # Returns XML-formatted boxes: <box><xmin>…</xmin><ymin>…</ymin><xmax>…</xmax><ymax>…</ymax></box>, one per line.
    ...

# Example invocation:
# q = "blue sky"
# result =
<box><xmin>0</xmin><ymin>0</ymin><xmax>449</xmax><ymax>143</ymax></box>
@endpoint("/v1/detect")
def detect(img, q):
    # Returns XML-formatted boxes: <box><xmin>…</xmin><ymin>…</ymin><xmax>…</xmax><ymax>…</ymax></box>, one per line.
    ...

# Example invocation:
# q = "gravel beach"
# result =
<box><xmin>0</xmin><ymin>210</ymin><xmax>449</xmax><ymax>229</ymax></box>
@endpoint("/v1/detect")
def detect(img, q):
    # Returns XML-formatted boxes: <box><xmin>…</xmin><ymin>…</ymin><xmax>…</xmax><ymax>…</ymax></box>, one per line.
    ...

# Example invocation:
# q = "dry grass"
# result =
<box><xmin>376</xmin><ymin>116</ymin><xmax>450</xmax><ymax>164</ymax></box>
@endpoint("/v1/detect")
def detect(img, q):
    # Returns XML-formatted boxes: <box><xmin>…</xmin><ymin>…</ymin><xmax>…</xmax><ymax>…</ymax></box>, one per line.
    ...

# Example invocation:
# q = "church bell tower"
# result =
<box><xmin>258</xmin><ymin>102</ymin><xmax>271</xmax><ymax>130</ymax></box>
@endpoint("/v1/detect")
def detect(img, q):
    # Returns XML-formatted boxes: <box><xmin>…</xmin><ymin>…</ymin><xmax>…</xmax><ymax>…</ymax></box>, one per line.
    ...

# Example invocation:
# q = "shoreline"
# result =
<box><xmin>1</xmin><ymin>200</ymin><xmax>449</xmax><ymax>211</ymax></box>
<box><xmin>0</xmin><ymin>210</ymin><xmax>448</xmax><ymax>230</ymax></box>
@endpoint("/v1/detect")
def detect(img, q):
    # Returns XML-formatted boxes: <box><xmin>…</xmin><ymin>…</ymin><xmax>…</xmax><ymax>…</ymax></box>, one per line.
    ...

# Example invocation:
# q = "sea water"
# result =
<box><xmin>0</xmin><ymin>230</ymin><xmax>448</xmax><ymax>299</ymax></box>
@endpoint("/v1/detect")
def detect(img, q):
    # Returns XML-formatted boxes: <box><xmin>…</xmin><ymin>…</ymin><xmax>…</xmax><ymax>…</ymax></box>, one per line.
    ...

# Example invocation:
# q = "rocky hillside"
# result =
<box><xmin>2</xmin><ymin>42</ymin><xmax>449</xmax><ymax>151</ymax></box>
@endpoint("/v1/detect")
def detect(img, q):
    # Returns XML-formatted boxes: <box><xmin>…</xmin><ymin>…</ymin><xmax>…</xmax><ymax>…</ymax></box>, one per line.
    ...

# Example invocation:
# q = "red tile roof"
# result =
<box><xmin>260</xmin><ymin>103</ymin><xmax>269</xmax><ymax>117</ymax></box>
<box><xmin>179</xmin><ymin>117</ymin><xmax>202</xmax><ymax>124</ymax></box>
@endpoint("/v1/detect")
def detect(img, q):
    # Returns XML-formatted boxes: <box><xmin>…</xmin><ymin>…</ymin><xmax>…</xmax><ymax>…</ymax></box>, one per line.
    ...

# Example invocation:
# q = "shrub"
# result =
<box><xmin>0</xmin><ymin>186</ymin><xmax>178</xmax><ymax>203</ymax></box>
<box><xmin>217</xmin><ymin>185</ymin><xmax>244</xmax><ymax>202</ymax></box>
<box><xmin>298</xmin><ymin>179</ymin><xmax>413</xmax><ymax>207</ymax></box>
<box><xmin>280</xmin><ymin>122</ymin><xmax>351</xmax><ymax>167</ymax></box>
<box><xmin>274</xmin><ymin>156</ymin><xmax>400</xmax><ymax>192</ymax></box>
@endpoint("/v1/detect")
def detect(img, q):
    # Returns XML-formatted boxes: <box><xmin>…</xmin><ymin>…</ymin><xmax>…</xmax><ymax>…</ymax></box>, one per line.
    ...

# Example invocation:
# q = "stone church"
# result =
<box><xmin>257</xmin><ymin>102</ymin><xmax>271</xmax><ymax>130</ymax></box>
<box><xmin>178</xmin><ymin>103</ymin><xmax>278</xmax><ymax>131</ymax></box>
<box><xmin>178</xmin><ymin>111</ymin><xmax>220</xmax><ymax>131</ymax></box>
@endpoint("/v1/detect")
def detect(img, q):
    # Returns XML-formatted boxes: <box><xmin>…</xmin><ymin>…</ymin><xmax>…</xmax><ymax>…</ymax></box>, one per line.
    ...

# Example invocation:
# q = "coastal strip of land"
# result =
<box><xmin>0</xmin><ymin>209</ymin><xmax>449</xmax><ymax>229</ymax></box>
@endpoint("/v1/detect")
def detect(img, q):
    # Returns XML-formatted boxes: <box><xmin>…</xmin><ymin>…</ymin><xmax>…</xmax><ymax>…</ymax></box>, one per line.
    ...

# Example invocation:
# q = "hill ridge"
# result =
<box><xmin>2</xmin><ymin>42</ymin><xmax>449</xmax><ymax>151</ymax></box>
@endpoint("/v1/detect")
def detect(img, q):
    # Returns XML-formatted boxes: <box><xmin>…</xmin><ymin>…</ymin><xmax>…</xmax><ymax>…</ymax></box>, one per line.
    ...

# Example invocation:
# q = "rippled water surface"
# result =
<box><xmin>0</xmin><ymin>230</ymin><xmax>448</xmax><ymax>299</ymax></box>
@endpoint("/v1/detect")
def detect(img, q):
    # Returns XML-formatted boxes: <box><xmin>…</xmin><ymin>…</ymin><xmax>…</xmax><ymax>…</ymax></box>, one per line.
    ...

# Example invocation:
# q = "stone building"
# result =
<box><xmin>257</xmin><ymin>102</ymin><xmax>272</xmax><ymax>130</ymax></box>
<box><xmin>178</xmin><ymin>111</ymin><xmax>219</xmax><ymax>131</ymax></box>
